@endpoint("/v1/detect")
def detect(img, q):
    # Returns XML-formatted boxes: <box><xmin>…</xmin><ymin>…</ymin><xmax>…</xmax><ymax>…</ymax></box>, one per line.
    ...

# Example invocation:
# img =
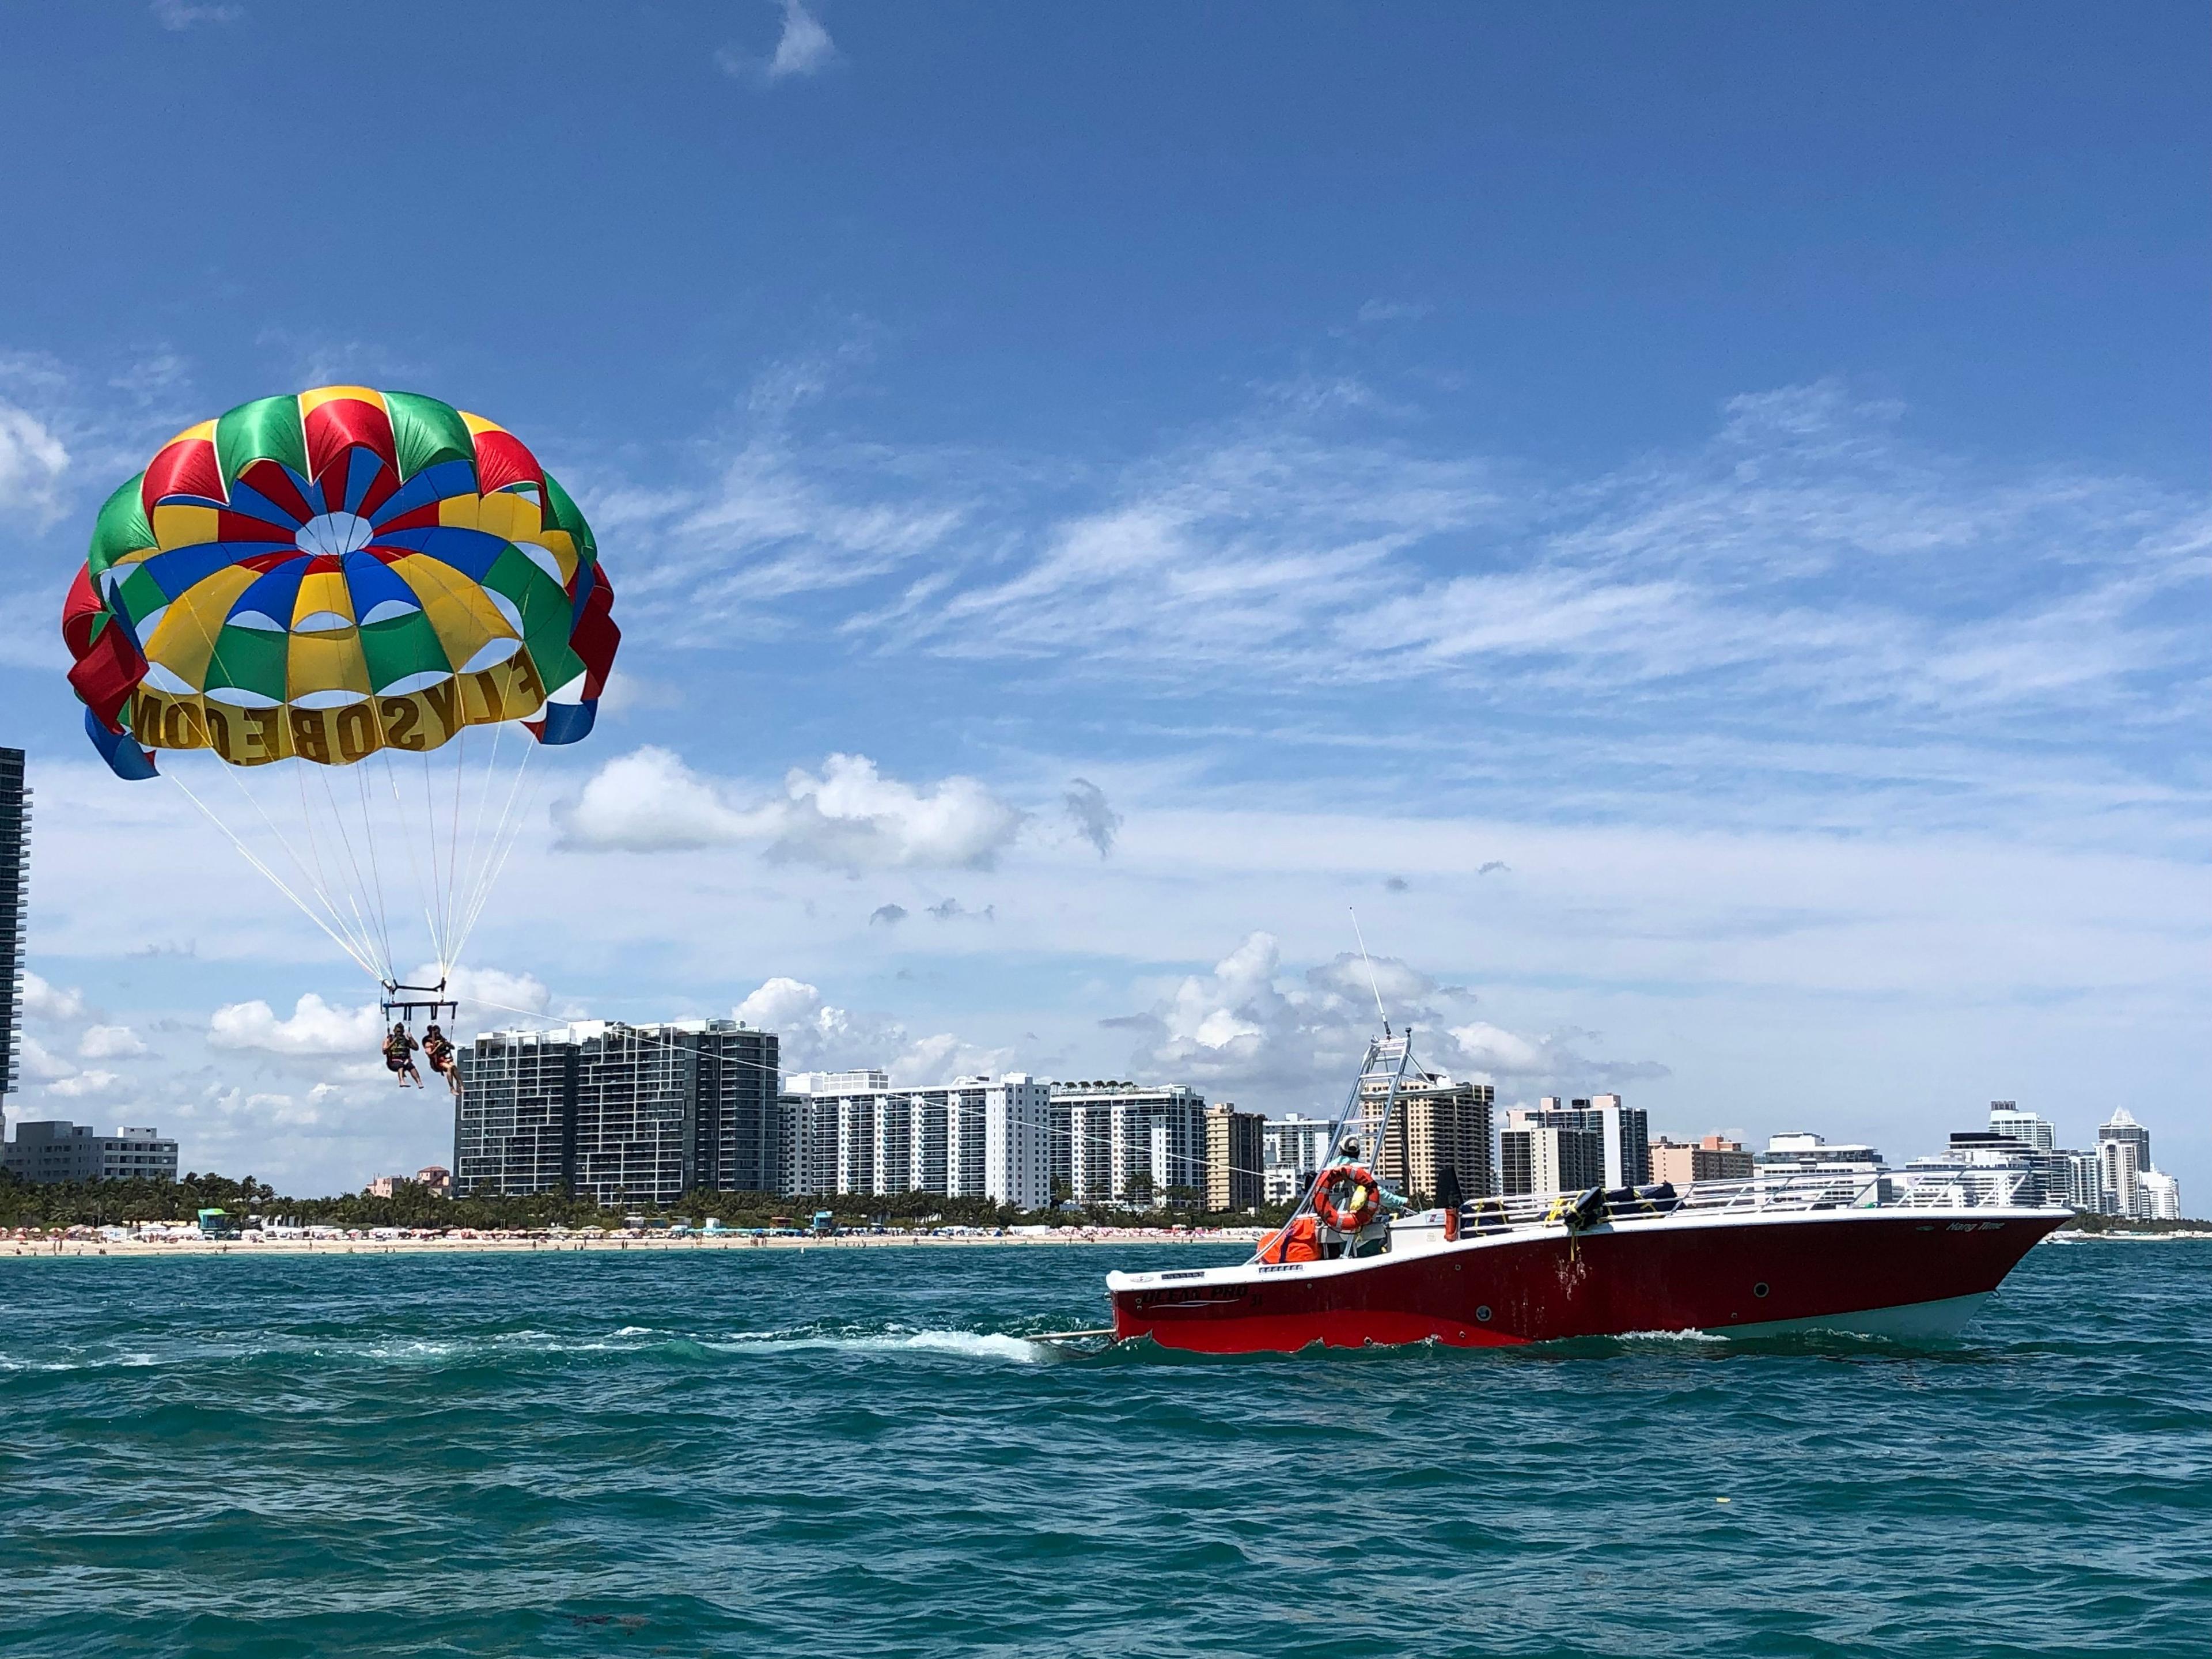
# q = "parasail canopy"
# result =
<box><xmin>64</xmin><ymin>385</ymin><xmax>616</xmax><ymax>778</ymax></box>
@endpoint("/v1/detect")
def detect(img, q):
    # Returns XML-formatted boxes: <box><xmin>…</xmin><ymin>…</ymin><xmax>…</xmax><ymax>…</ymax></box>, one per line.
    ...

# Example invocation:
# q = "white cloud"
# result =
<box><xmin>767</xmin><ymin>0</ymin><xmax>838</xmax><ymax>78</ymax></box>
<box><xmin>717</xmin><ymin>0</ymin><xmax>840</xmax><ymax>84</ymax></box>
<box><xmin>78</xmin><ymin>1024</ymin><xmax>148</xmax><ymax>1059</ymax></box>
<box><xmin>1357</xmin><ymin>298</ymin><xmax>1432</xmax><ymax>324</ymax></box>
<box><xmin>47</xmin><ymin>1069</ymin><xmax>125</xmax><ymax>1100</ymax></box>
<box><xmin>555</xmin><ymin>748</ymin><xmax>1025</xmax><ymax>870</ymax></box>
<box><xmin>150</xmin><ymin>1</ymin><xmax>244</xmax><ymax>30</ymax></box>
<box><xmin>0</xmin><ymin>401</ymin><xmax>67</xmax><ymax>521</ymax></box>
<box><xmin>735</xmin><ymin>975</ymin><xmax>839</xmax><ymax>1035</ymax></box>
<box><xmin>20</xmin><ymin>1035</ymin><xmax>78</xmax><ymax>1083</ymax></box>
<box><xmin>22</xmin><ymin>972</ymin><xmax>88</xmax><ymax>1022</ymax></box>
<box><xmin>1107</xmin><ymin>931</ymin><xmax>1665</xmax><ymax>1110</ymax></box>
<box><xmin>735</xmin><ymin>976</ymin><xmax>1007</xmax><ymax>1084</ymax></box>
<box><xmin>900</xmin><ymin>435</ymin><xmax>1491</xmax><ymax>670</ymax></box>
<box><xmin>605</xmin><ymin>437</ymin><xmax>969</xmax><ymax>638</ymax></box>
<box><xmin>412</xmin><ymin>964</ymin><xmax>552</xmax><ymax>1028</ymax></box>
<box><xmin>207</xmin><ymin>994</ymin><xmax>382</xmax><ymax>1057</ymax></box>
<box><xmin>551</xmin><ymin>747</ymin><xmax>749</xmax><ymax>852</ymax></box>
<box><xmin>794</xmin><ymin>380</ymin><xmax>2211</xmax><ymax>759</ymax></box>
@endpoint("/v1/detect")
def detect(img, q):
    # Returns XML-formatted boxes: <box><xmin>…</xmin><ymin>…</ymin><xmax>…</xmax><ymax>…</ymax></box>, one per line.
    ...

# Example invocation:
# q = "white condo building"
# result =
<box><xmin>1531</xmin><ymin>1095</ymin><xmax>1652</xmax><ymax>1190</ymax></box>
<box><xmin>1987</xmin><ymin>1101</ymin><xmax>2056</xmax><ymax>1152</ymax></box>
<box><xmin>1984</xmin><ymin>1103</ymin><xmax>2105</xmax><ymax>1213</ymax></box>
<box><xmin>1050</xmin><ymin>1081</ymin><xmax>1208</xmax><ymax>1204</ymax></box>
<box><xmin>1260</xmin><ymin>1113</ymin><xmax>1338</xmax><ymax>1205</ymax></box>
<box><xmin>2138</xmin><ymin>1169</ymin><xmax>2181</xmax><ymax>1221</ymax></box>
<box><xmin>2094</xmin><ymin>1108</ymin><xmax>2180</xmax><ymax>1221</ymax></box>
<box><xmin>782</xmin><ymin>1071</ymin><xmax>1052</xmax><ymax>1209</ymax></box>
<box><xmin>2097</xmin><ymin>1108</ymin><xmax>2144</xmax><ymax>1214</ymax></box>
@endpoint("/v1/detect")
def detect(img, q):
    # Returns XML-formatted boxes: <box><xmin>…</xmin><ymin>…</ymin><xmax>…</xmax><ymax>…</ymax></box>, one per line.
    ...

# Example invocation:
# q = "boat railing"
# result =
<box><xmin>1443</xmin><ymin>1165</ymin><xmax>2038</xmax><ymax>1239</ymax></box>
<box><xmin>1678</xmin><ymin>1169</ymin><xmax>1886</xmax><ymax>1214</ymax></box>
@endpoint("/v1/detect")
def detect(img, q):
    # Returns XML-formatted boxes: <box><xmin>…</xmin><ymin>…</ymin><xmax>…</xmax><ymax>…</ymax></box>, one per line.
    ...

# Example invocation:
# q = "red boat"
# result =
<box><xmin>1104</xmin><ymin>1035</ymin><xmax>2069</xmax><ymax>1352</ymax></box>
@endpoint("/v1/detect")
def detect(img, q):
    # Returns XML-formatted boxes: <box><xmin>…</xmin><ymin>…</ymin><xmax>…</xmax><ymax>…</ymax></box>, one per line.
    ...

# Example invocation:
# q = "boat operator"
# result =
<box><xmin>1313</xmin><ymin>1137</ymin><xmax>1411</xmax><ymax>1257</ymax></box>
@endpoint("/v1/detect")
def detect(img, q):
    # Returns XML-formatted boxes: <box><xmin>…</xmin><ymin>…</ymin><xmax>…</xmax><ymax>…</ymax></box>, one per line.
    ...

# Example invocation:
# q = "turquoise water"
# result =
<box><xmin>2</xmin><ymin>1237</ymin><xmax>2206</xmax><ymax>1658</ymax></box>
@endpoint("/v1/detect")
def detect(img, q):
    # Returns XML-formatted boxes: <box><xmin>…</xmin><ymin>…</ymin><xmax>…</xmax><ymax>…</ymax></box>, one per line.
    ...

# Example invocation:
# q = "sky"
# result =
<box><xmin>0</xmin><ymin>2</ymin><xmax>2206</xmax><ymax>1200</ymax></box>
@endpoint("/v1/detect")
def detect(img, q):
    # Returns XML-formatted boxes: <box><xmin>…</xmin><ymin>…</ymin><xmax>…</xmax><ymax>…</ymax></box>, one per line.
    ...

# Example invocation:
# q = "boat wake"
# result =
<box><xmin>707</xmin><ymin>1327</ymin><xmax>1052</xmax><ymax>1364</ymax></box>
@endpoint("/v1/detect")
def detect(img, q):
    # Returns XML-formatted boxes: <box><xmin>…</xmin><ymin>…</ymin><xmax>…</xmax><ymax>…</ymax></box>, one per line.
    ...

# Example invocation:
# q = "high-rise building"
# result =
<box><xmin>2</xmin><ymin>1121</ymin><xmax>177</xmax><ymax>1184</ymax></box>
<box><xmin>1582</xmin><ymin>1094</ymin><xmax>1651</xmax><ymax>1188</ymax></box>
<box><xmin>1531</xmin><ymin>1095</ymin><xmax>1649</xmax><ymax>1188</ymax></box>
<box><xmin>2096</xmin><ymin>1109</ymin><xmax>2153</xmax><ymax>1217</ymax></box>
<box><xmin>1756</xmin><ymin>1132</ymin><xmax>1885</xmax><ymax>1168</ymax></box>
<box><xmin>1753</xmin><ymin>1132</ymin><xmax>1887</xmax><ymax>1205</ymax></box>
<box><xmin>1988</xmin><ymin>1101</ymin><xmax>2056</xmax><ymax>1153</ymax></box>
<box><xmin>690</xmin><ymin>1025</ymin><xmax>784</xmax><ymax>1195</ymax></box>
<box><xmin>1362</xmin><ymin>1073</ymin><xmax>1495</xmax><ymax>1202</ymax></box>
<box><xmin>2138</xmin><ymin>1169</ymin><xmax>2182</xmax><ymax>1221</ymax></box>
<box><xmin>1648</xmin><ymin>1134</ymin><xmax>1754</xmax><ymax>1187</ymax></box>
<box><xmin>1204</xmin><ymin>1102</ymin><xmax>1264</xmax><ymax>1211</ymax></box>
<box><xmin>1050</xmin><ymin>1081</ymin><xmax>1207</xmax><ymax>1203</ymax></box>
<box><xmin>1260</xmin><ymin>1113</ymin><xmax>1337</xmax><ymax>1205</ymax></box>
<box><xmin>2054</xmin><ymin>1148</ymin><xmax>2105</xmax><ymax>1214</ymax></box>
<box><xmin>1499</xmin><ymin>1097</ymin><xmax>1643</xmax><ymax>1195</ymax></box>
<box><xmin>1499</xmin><ymin>1114</ymin><xmax>1604</xmax><ymax>1198</ymax></box>
<box><xmin>781</xmin><ymin>1072</ymin><xmax>1053</xmax><ymax>1209</ymax></box>
<box><xmin>0</xmin><ymin>747</ymin><xmax>27</xmax><ymax>1103</ymax></box>
<box><xmin>457</xmin><ymin>1020</ymin><xmax>780</xmax><ymax>1206</ymax></box>
<box><xmin>1902</xmin><ymin>1132</ymin><xmax>2054</xmax><ymax>1207</ymax></box>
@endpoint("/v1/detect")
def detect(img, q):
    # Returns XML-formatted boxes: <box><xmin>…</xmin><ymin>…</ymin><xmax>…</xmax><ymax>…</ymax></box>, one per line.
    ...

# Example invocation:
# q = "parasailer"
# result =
<box><xmin>62</xmin><ymin>385</ymin><xmax>620</xmax><ymax>1072</ymax></box>
<box><xmin>383</xmin><ymin>1022</ymin><xmax>425</xmax><ymax>1089</ymax></box>
<box><xmin>421</xmin><ymin>1022</ymin><xmax>461</xmax><ymax>1099</ymax></box>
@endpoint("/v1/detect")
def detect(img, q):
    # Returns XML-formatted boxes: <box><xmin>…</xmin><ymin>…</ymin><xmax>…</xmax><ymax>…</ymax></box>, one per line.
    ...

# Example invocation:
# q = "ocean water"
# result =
<box><xmin>1</xmin><ymin>1237</ymin><xmax>2206</xmax><ymax>1659</ymax></box>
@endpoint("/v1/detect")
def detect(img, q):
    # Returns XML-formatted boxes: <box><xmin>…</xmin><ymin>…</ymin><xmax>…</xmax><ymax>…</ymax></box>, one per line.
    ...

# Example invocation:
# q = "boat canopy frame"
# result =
<box><xmin>1264</xmin><ymin>1027</ymin><xmax>1421</xmax><ymax>1260</ymax></box>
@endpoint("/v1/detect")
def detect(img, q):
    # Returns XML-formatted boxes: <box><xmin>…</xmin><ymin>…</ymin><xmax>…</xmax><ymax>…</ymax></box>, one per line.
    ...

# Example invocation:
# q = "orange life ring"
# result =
<box><xmin>1312</xmin><ymin>1165</ymin><xmax>1383</xmax><ymax>1232</ymax></box>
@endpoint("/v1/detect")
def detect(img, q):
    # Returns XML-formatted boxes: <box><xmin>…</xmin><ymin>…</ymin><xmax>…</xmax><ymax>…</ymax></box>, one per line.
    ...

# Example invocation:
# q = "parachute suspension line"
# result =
<box><xmin>167</xmin><ymin>770</ymin><xmax>383</xmax><ymax>983</ymax></box>
<box><xmin>351</xmin><ymin>751</ymin><xmax>397</xmax><ymax>978</ymax></box>
<box><xmin>419</xmin><ymin>741</ymin><xmax>453</xmax><ymax>973</ymax></box>
<box><xmin>457</xmin><ymin>714</ymin><xmax>505</xmax><ymax>944</ymax></box>
<box><xmin>289</xmin><ymin>752</ymin><xmax>351</xmax><ymax>964</ymax></box>
<box><xmin>316</xmin><ymin>766</ymin><xmax>385</xmax><ymax>986</ymax></box>
<box><xmin>381</xmin><ymin>748</ymin><xmax>446</xmax><ymax>980</ymax></box>
<box><xmin>476</xmin><ymin>738</ymin><xmax>543</xmax><ymax>941</ymax></box>
<box><xmin>431</xmin><ymin>724</ymin><xmax>483</xmax><ymax>982</ymax></box>
<box><xmin>315</xmin><ymin>758</ymin><xmax>392</xmax><ymax>986</ymax></box>
<box><xmin>448</xmin><ymin>735</ymin><xmax>541</xmax><ymax>967</ymax></box>
<box><xmin>443</xmin><ymin>724</ymin><xmax>469</xmax><ymax>978</ymax></box>
<box><xmin>212</xmin><ymin>755</ymin><xmax>374</xmax><ymax>971</ymax></box>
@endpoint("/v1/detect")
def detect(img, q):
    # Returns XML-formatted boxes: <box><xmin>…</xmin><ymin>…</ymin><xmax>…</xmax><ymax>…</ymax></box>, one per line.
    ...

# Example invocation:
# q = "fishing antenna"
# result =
<box><xmin>1349</xmin><ymin>906</ymin><xmax>1391</xmax><ymax>1036</ymax></box>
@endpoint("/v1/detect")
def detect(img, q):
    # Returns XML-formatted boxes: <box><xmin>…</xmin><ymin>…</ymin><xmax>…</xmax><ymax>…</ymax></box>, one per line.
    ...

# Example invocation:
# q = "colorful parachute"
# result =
<box><xmin>65</xmin><ymin>385</ymin><xmax>616</xmax><ymax>777</ymax></box>
<box><xmin>62</xmin><ymin>387</ymin><xmax>619</xmax><ymax>989</ymax></box>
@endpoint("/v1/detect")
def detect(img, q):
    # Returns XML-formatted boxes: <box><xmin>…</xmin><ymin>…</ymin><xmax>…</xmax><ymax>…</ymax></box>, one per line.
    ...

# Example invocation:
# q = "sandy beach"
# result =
<box><xmin>2</xmin><ymin>1228</ymin><xmax>1260</xmax><ymax>1261</ymax></box>
<box><xmin>12</xmin><ymin>1225</ymin><xmax>2187</xmax><ymax>1262</ymax></box>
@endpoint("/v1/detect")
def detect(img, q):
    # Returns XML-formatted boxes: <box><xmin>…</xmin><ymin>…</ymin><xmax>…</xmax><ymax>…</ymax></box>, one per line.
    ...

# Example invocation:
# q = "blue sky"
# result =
<box><xmin>1</xmin><ymin>1</ymin><xmax>2206</xmax><ymax>1199</ymax></box>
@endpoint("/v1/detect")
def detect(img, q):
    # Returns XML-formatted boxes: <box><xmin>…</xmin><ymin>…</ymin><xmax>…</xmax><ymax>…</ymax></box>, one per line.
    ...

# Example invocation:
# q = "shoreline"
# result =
<box><xmin>2</xmin><ymin>1230</ymin><xmax>1256</xmax><ymax>1261</ymax></box>
<box><xmin>5</xmin><ymin>1224</ymin><xmax>2202</xmax><ymax>1263</ymax></box>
